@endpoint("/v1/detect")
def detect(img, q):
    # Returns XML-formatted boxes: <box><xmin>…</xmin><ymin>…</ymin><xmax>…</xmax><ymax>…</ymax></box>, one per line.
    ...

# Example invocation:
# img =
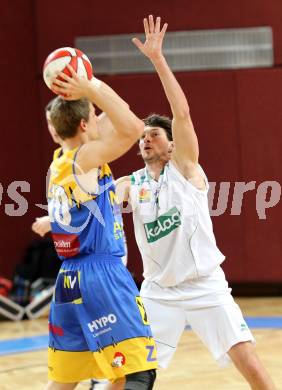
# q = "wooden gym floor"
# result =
<box><xmin>0</xmin><ymin>297</ymin><xmax>281</xmax><ymax>390</ymax></box>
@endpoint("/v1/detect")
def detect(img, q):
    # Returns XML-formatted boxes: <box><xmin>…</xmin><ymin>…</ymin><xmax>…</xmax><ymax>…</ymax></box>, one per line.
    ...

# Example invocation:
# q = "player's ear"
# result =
<box><xmin>80</xmin><ymin>118</ymin><xmax>87</xmax><ymax>132</ymax></box>
<box><xmin>168</xmin><ymin>141</ymin><xmax>174</xmax><ymax>153</ymax></box>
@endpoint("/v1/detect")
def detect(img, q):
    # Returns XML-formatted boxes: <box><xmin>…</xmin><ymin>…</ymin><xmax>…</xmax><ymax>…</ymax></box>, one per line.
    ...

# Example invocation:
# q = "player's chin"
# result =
<box><xmin>141</xmin><ymin>152</ymin><xmax>149</xmax><ymax>160</ymax></box>
<box><xmin>143</xmin><ymin>155</ymin><xmax>156</xmax><ymax>163</ymax></box>
<box><xmin>142</xmin><ymin>149</ymin><xmax>153</xmax><ymax>156</ymax></box>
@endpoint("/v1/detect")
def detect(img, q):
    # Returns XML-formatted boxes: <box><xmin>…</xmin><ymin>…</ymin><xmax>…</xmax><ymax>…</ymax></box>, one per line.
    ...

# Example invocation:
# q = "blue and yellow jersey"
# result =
<box><xmin>48</xmin><ymin>147</ymin><xmax>125</xmax><ymax>260</ymax></box>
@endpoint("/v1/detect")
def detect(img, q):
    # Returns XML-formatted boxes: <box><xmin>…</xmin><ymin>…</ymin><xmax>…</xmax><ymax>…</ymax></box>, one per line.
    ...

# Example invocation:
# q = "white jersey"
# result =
<box><xmin>130</xmin><ymin>161</ymin><xmax>225</xmax><ymax>288</ymax></box>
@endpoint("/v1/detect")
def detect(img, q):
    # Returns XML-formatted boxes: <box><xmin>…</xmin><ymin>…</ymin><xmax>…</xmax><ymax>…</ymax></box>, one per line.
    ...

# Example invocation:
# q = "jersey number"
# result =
<box><xmin>49</xmin><ymin>185</ymin><xmax>71</xmax><ymax>226</ymax></box>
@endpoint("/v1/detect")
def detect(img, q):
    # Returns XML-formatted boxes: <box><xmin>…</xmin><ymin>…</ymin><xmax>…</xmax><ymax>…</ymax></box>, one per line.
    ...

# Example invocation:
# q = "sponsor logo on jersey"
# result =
<box><xmin>52</xmin><ymin>233</ymin><xmax>80</xmax><ymax>257</ymax></box>
<box><xmin>49</xmin><ymin>323</ymin><xmax>64</xmax><ymax>336</ymax></box>
<box><xmin>146</xmin><ymin>345</ymin><xmax>157</xmax><ymax>362</ymax></box>
<box><xmin>144</xmin><ymin>207</ymin><xmax>181</xmax><ymax>243</ymax></box>
<box><xmin>55</xmin><ymin>240</ymin><xmax>70</xmax><ymax>248</ymax></box>
<box><xmin>113</xmin><ymin>221</ymin><xmax>123</xmax><ymax>240</ymax></box>
<box><xmin>139</xmin><ymin>187</ymin><xmax>151</xmax><ymax>203</ymax></box>
<box><xmin>55</xmin><ymin>270</ymin><xmax>82</xmax><ymax>304</ymax></box>
<box><xmin>111</xmin><ymin>352</ymin><xmax>126</xmax><ymax>367</ymax></box>
<box><xmin>240</xmin><ymin>323</ymin><xmax>248</xmax><ymax>331</ymax></box>
<box><xmin>136</xmin><ymin>296</ymin><xmax>149</xmax><ymax>325</ymax></box>
<box><xmin>88</xmin><ymin>313</ymin><xmax>117</xmax><ymax>337</ymax></box>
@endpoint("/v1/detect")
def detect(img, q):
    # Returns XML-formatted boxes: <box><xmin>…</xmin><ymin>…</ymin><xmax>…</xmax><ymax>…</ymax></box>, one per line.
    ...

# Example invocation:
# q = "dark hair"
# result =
<box><xmin>45</xmin><ymin>98</ymin><xmax>56</xmax><ymax>113</ymax></box>
<box><xmin>50</xmin><ymin>97</ymin><xmax>90</xmax><ymax>140</ymax></box>
<box><xmin>143</xmin><ymin>113</ymin><xmax>173</xmax><ymax>141</ymax></box>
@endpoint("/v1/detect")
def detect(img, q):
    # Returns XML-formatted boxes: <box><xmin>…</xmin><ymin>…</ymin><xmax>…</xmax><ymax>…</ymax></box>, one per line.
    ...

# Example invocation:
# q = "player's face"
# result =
<box><xmin>139</xmin><ymin>126</ymin><xmax>172</xmax><ymax>163</ymax></box>
<box><xmin>46</xmin><ymin>111</ymin><xmax>61</xmax><ymax>145</ymax></box>
<box><xmin>86</xmin><ymin>103</ymin><xmax>98</xmax><ymax>140</ymax></box>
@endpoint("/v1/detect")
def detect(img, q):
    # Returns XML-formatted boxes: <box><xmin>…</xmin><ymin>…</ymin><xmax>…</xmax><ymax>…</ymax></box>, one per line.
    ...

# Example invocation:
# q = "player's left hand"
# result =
<box><xmin>32</xmin><ymin>215</ymin><xmax>51</xmax><ymax>237</ymax></box>
<box><xmin>132</xmin><ymin>15</ymin><xmax>168</xmax><ymax>62</ymax></box>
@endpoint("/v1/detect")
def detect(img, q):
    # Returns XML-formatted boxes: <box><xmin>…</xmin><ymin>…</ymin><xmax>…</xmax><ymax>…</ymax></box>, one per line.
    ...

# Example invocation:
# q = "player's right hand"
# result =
<box><xmin>52</xmin><ymin>65</ymin><xmax>94</xmax><ymax>100</ymax></box>
<box><xmin>132</xmin><ymin>15</ymin><xmax>168</xmax><ymax>62</ymax></box>
<box><xmin>31</xmin><ymin>216</ymin><xmax>51</xmax><ymax>237</ymax></box>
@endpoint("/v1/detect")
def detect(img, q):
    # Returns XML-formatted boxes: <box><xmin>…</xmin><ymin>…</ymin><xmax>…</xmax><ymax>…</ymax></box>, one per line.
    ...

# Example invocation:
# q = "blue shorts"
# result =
<box><xmin>48</xmin><ymin>253</ymin><xmax>157</xmax><ymax>383</ymax></box>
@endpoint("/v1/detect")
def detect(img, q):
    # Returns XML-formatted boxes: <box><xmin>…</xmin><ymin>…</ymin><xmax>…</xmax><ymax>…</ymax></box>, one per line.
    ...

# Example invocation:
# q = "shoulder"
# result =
<box><xmin>170</xmin><ymin>159</ymin><xmax>207</xmax><ymax>191</ymax></box>
<box><xmin>75</xmin><ymin>140</ymin><xmax>99</xmax><ymax>173</ymax></box>
<box><xmin>53</xmin><ymin>147</ymin><xmax>63</xmax><ymax>160</ymax></box>
<box><xmin>115</xmin><ymin>175</ymin><xmax>130</xmax><ymax>185</ymax></box>
<box><xmin>130</xmin><ymin>168</ymin><xmax>146</xmax><ymax>186</ymax></box>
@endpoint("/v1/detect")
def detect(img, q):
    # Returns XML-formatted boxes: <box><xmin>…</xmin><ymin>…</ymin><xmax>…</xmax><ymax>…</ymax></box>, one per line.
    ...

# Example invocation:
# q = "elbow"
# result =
<box><xmin>129</xmin><ymin>118</ymin><xmax>144</xmax><ymax>141</ymax></box>
<box><xmin>180</xmin><ymin>106</ymin><xmax>191</xmax><ymax>119</ymax></box>
<box><xmin>136</xmin><ymin>118</ymin><xmax>145</xmax><ymax>138</ymax></box>
<box><xmin>119</xmin><ymin>118</ymin><xmax>144</xmax><ymax>151</ymax></box>
<box><xmin>173</xmin><ymin>106</ymin><xmax>190</xmax><ymax>120</ymax></box>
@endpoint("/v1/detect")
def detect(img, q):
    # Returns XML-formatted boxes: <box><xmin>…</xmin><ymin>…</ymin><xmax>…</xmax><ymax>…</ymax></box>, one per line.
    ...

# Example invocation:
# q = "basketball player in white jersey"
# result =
<box><xmin>116</xmin><ymin>15</ymin><xmax>276</xmax><ymax>389</ymax></box>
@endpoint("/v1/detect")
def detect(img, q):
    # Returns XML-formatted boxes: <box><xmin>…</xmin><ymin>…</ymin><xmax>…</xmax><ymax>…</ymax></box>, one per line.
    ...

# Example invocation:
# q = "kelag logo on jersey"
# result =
<box><xmin>144</xmin><ymin>207</ymin><xmax>181</xmax><ymax>243</ymax></box>
<box><xmin>55</xmin><ymin>270</ymin><xmax>82</xmax><ymax>304</ymax></box>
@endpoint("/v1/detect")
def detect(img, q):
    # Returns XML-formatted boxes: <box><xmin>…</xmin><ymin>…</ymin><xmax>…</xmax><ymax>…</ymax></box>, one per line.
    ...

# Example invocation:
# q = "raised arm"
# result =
<box><xmin>97</xmin><ymin>111</ymin><xmax>114</xmax><ymax>136</ymax></box>
<box><xmin>52</xmin><ymin>67</ymin><xmax>144</xmax><ymax>171</ymax></box>
<box><xmin>133</xmin><ymin>15</ymin><xmax>199</xmax><ymax>169</ymax></box>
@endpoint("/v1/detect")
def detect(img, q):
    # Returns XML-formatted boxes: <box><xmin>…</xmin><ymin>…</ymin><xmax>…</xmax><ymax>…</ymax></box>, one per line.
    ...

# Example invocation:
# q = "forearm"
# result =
<box><xmin>151</xmin><ymin>55</ymin><xmax>190</xmax><ymax>118</ymax></box>
<box><xmin>152</xmin><ymin>54</ymin><xmax>199</xmax><ymax>163</ymax></box>
<box><xmin>88</xmin><ymin>78</ymin><xmax>143</xmax><ymax>139</ymax></box>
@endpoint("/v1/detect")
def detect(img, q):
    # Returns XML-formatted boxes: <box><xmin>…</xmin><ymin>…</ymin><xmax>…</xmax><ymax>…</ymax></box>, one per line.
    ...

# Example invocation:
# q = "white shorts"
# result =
<box><xmin>141</xmin><ymin>267</ymin><xmax>254</xmax><ymax>368</ymax></box>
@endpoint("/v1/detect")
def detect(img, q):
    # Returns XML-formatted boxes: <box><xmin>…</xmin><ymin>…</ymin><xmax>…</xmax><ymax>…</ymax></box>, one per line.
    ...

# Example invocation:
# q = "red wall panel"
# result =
<box><xmin>0</xmin><ymin>1</ymin><xmax>281</xmax><ymax>284</ymax></box>
<box><xmin>236</xmin><ymin>69</ymin><xmax>282</xmax><ymax>281</ymax></box>
<box><xmin>34</xmin><ymin>0</ymin><xmax>282</xmax><ymax>72</ymax></box>
<box><xmin>0</xmin><ymin>1</ymin><xmax>44</xmax><ymax>278</ymax></box>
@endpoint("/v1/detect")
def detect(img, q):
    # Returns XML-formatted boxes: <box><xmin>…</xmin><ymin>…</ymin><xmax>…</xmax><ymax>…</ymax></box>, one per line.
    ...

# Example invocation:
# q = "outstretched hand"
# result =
<box><xmin>32</xmin><ymin>216</ymin><xmax>51</xmax><ymax>237</ymax></box>
<box><xmin>51</xmin><ymin>65</ymin><xmax>93</xmax><ymax>100</ymax></box>
<box><xmin>132</xmin><ymin>15</ymin><xmax>168</xmax><ymax>61</ymax></box>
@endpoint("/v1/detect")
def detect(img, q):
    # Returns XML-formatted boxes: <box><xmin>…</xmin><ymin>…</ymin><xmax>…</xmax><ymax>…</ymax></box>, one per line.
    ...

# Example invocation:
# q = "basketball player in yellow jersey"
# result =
<box><xmin>31</xmin><ymin>99</ymin><xmax>126</xmax><ymax>390</ymax></box>
<box><xmin>32</xmin><ymin>100</ymin><xmax>123</xmax><ymax>242</ymax></box>
<box><xmin>45</xmin><ymin>68</ymin><xmax>157</xmax><ymax>390</ymax></box>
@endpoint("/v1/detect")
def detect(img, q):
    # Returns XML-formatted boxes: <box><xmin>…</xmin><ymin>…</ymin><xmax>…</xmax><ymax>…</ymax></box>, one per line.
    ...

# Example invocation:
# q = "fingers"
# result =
<box><xmin>51</xmin><ymin>65</ymin><xmax>77</xmax><ymax>91</ymax></box>
<box><xmin>66</xmin><ymin>64</ymin><xmax>78</xmax><ymax>79</ymax></box>
<box><xmin>132</xmin><ymin>37</ymin><xmax>144</xmax><ymax>51</ymax></box>
<box><xmin>32</xmin><ymin>222</ymin><xmax>44</xmax><ymax>236</ymax></box>
<box><xmin>52</xmin><ymin>76</ymin><xmax>68</xmax><ymax>87</ymax></box>
<box><xmin>57</xmin><ymin>71</ymin><xmax>72</xmax><ymax>82</ymax></box>
<box><xmin>51</xmin><ymin>72</ymin><xmax>74</xmax><ymax>97</ymax></box>
<box><xmin>144</xmin><ymin>15</ymin><xmax>166</xmax><ymax>35</ymax></box>
<box><xmin>148</xmin><ymin>15</ymin><xmax>154</xmax><ymax>34</ymax></box>
<box><xmin>31</xmin><ymin>222</ymin><xmax>37</xmax><ymax>233</ymax></box>
<box><xmin>51</xmin><ymin>83</ymin><xmax>65</xmax><ymax>95</ymax></box>
<box><xmin>143</xmin><ymin>18</ymin><xmax>149</xmax><ymax>35</ymax></box>
<box><xmin>160</xmin><ymin>22</ymin><xmax>168</xmax><ymax>37</ymax></box>
<box><xmin>155</xmin><ymin>16</ymin><xmax>161</xmax><ymax>33</ymax></box>
<box><xmin>60</xmin><ymin>94</ymin><xmax>72</xmax><ymax>101</ymax></box>
<box><xmin>32</xmin><ymin>216</ymin><xmax>51</xmax><ymax>237</ymax></box>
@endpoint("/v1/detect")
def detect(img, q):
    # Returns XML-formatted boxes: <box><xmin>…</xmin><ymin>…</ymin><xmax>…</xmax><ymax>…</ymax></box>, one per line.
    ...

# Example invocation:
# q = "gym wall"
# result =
<box><xmin>0</xmin><ymin>0</ymin><xmax>281</xmax><ymax>284</ymax></box>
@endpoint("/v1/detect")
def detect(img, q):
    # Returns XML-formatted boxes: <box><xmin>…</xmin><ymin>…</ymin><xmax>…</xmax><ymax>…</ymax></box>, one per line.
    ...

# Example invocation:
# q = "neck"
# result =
<box><xmin>62</xmin><ymin>133</ymin><xmax>88</xmax><ymax>151</ymax></box>
<box><xmin>145</xmin><ymin>160</ymin><xmax>166</xmax><ymax>181</ymax></box>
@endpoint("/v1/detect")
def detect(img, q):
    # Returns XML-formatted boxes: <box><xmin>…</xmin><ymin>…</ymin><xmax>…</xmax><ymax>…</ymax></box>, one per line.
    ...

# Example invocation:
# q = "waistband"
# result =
<box><xmin>61</xmin><ymin>253</ymin><xmax>122</xmax><ymax>267</ymax></box>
